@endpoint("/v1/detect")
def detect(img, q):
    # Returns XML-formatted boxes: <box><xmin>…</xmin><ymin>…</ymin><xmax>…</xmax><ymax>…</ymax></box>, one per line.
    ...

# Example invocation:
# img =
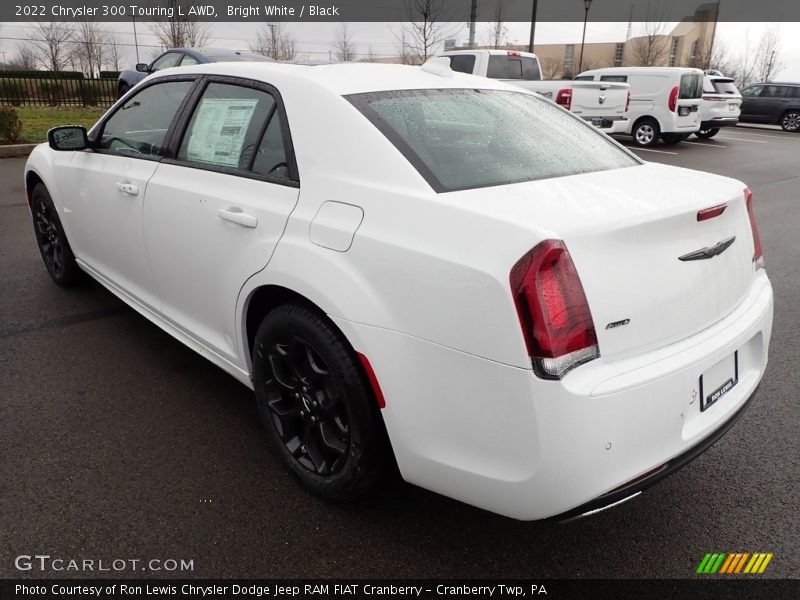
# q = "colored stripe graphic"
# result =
<box><xmin>700</xmin><ymin>552</ymin><xmax>773</xmax><ymax>574</ymax></box>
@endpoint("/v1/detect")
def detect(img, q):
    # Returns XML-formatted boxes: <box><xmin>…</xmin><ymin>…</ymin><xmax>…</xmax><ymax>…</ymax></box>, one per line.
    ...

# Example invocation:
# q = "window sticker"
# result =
<box><xmin>186</xmin><ymin>98</ymin><xmax>259</xmax><ymax>167</ymax></box>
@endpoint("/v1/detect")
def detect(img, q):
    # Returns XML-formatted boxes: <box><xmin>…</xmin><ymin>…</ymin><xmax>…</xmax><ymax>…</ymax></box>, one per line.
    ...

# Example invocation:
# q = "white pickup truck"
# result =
<box><xmin>434</xmin><ymin>49</ymin><xmax>630</xmax><ymax>135</ymax></box>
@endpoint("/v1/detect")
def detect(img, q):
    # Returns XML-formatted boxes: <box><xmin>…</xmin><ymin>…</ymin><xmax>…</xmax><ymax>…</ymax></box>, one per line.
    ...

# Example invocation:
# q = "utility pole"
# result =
<box><xmin>528</xmin><ymin>0</ymin><xmax>538</xmax><ymax>53</ymax></box>
<box><xmin>578</xmin><ymin>0</ymin><xmax>593</xmax><ymax>75</ymax></box>
<box><xmin>132</xmin><ymin>17</ymin><xmax>141</xmax><ymax>63</ymax></box>
<box><xmin>468</xmin><ymin>0</ymin><xmax>478</xmax><ymax>49</ymax></box>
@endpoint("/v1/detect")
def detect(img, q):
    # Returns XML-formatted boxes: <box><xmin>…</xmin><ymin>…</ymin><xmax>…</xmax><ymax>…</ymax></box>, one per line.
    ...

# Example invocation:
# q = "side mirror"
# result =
<box><xmin>135</xmin><ymin>63</ymin><xmax>150</xmax><ymax>73</ymax></box>
<box><xmin>48</xmin><ymin>126</ymin><xmax>89</xmax><ymax>151</ymax></box>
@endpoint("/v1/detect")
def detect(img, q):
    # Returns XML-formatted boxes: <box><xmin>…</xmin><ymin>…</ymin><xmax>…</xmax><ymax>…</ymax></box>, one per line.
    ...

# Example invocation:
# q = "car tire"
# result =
<box><xmin>632</xmin><ymin>118</ymin><xmax>660</xmax><ymax>147</ymax></box>
<box><xmin>780</xmin><ymin>110</ymin><xmax>800</xmax><ymax>133</ymax></box>
<box><xmin>696</xmin><ymin>128</ymin><xmax>720</xmax><ymax>139</ymax></box>
<box><xmin>30</xmin><ymin>183</ymin><xmax>82</xmax><ymax>286</ymax></box>
<box><xmin>661</xmin><ymin>133</ymin><xmax>685</xmax><ymax>145</ymax></box>
<box><xmin>118</xmin><ymin>82</ymin><xmax>131</xmax><ymax>98</ymax></box>
<box><xmin>252</xmin><ymin>303</ymin><xmax>388</xmax><ymax>501</ymax></box>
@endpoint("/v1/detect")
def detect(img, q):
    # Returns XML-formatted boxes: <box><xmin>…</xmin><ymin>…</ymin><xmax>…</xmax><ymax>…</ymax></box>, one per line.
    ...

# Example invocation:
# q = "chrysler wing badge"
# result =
<box><xmin>678</xmin><ymin>236</ymin><xmax>736</xmax><ymax>262</ymax></box>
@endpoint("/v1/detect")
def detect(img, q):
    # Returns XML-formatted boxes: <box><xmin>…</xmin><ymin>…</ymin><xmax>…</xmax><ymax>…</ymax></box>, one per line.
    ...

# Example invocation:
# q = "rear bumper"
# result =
<box><xmin>548</xmin><ymin>382</ymin><xmax>759</xmax><ymax>521</ymax></box>
<box><xmin>701</xmin><ymin>118</ymin><xmax>739</xmax><ymax>129</ymax></box>
<box><xmin>583</xmin><ymin>116</ymin><xmax>629</xmax><ymax>135</ymax></box>
<box><xmin>333</xmin><ymin>273</ymin><xmax>773</xmax><ymax>520</ymax></box>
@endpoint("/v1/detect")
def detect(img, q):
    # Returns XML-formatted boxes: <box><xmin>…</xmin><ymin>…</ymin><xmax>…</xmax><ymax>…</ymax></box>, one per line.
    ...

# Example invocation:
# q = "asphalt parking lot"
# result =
<box><xmin>1</xmin><ymin>125</ymin><xmax>799</xmax><ymax>580</ymax></box>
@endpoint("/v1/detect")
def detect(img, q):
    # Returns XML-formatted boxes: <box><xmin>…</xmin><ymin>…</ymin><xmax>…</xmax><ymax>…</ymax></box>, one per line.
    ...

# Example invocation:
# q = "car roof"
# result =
<box><xmin>582</xmin><ymin>66</ymin><xmax>703</xmax><ymax>74</ymax></box>
<box><xmin>441</xmin><ymin>49</ymin><xmax>538</xmax><ymax>58</ymax></box>
<box><xmin>152</xmin><ymin>61</ymin><xmax>524</xmax><ymax>96</ymax></box>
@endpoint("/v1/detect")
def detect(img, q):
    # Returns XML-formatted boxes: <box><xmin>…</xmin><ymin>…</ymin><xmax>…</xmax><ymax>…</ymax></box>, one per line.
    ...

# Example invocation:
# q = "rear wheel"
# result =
<box><xmin>780</xmin><ymin>110</ymin><xmax>800</xmax><ymax>133</ymax></box>
<box><xmin>696</xmin><ymin>128</ymin><xmax>720</xmax><ymax>139</ymax></box>
<box><xmin>31</xmin><ymin>183</ymin><xmax>82</xmax><ymax>286</ymax></box>
<box><xmin>631</xmin><ymin>118</ymin><xmax>660</xmax><ymax>147</ymax></box>
<box><xmin>252</xmin><ymin>304</ymin><xmax>388</xmax><ymax>501</ymax></box>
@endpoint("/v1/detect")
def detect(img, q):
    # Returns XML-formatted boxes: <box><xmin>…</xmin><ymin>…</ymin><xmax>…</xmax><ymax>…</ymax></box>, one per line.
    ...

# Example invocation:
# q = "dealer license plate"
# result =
<box><xmin>700</xmin><ymin>351</ymin><xmax>739</xmax><ymax>412</ymax></box>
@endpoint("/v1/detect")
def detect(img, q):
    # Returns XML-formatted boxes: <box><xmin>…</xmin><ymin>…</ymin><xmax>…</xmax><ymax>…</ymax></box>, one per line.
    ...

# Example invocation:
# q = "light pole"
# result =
<box><xmin>528</xmin><ymin>0</ymin><xmax>539</xmax><ymax>53</ymax></box>
<box><xmin>578</xmin><ymin>0</ymin><xmax>593</xmax><ymax>75</ymax></box>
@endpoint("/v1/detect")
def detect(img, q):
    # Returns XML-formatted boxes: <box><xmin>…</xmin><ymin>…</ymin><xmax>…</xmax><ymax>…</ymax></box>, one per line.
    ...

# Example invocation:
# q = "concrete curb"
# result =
<box><xmin>0</xmin><ymin>144</ymin><xmax>38</xmax><ymax>159</ymax></box>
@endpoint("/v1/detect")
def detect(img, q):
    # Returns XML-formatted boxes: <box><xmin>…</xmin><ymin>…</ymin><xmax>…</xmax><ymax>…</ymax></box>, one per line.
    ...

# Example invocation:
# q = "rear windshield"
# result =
<box><xmin>712</xmin><ymin>80</ymin><xmax>739</xmax><ymax>95</ymax></box>
<box><xmin>487</xmin><ymin>55</ymin><xmax>541</xmax><ymax>80</ymax></box>
<box><xmin>680</xmin><ymin>73</ymin><xmax>703</xmax><ymax>99</ymax></box>
<box><xmin>347</xmin><ymin>89</ymin><xmax>639</xmax><ymax>193</ymax></box>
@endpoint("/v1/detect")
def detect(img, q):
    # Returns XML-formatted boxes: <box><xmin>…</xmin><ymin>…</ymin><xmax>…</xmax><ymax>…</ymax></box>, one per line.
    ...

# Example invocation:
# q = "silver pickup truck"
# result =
<box><xmin>435</xmin><ymin>49</ymin><xmax>630</xmax><ymax>135</ymax></box>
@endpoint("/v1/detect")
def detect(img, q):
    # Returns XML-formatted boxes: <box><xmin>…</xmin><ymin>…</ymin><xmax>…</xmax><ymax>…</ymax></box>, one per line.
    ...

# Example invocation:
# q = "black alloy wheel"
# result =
<box><xmin>31</xmin><ymin>183</ymin><xmax>81</xmax><ymax>285</ymax></box>
<box><xmin>252</xmin><ymin>304</ymin><xmax>388</xmax><ymax>500</ymax></box>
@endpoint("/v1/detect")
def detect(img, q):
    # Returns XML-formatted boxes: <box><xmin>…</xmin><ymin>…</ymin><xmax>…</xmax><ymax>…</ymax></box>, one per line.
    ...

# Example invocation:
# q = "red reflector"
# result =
<box><xmin>744</xmin><ymin>188</ymin><xmax>764</xmax><ymax>268</ymax></box>
<box><xmin>357</xmin><ymin>352</ymin><xmax>386</xmax><ymax>409</ymax></box>
<box><xmin>697</xmin><ymin>204</ymin><xmax>727</xmax><ymax>221</ymax></box>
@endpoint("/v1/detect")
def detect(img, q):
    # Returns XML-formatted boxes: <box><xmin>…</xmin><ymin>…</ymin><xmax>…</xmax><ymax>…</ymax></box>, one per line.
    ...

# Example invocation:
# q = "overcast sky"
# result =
<box><xmin>1</xmin><ymin>20</ymin><xmax>799</xmax><ymax>80</ymax></box>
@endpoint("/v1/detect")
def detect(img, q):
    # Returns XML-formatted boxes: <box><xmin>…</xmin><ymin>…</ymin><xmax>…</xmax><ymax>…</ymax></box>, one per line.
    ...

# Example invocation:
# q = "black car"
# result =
<box><xmin>117</xmin><ymin>48</ymin><xmax>272</xmax><ymax>97</ymax></box>
<box><xmin>739</xmin><ymin>82</ymin><xmax>800</xmax><ymax>132</ymax></box>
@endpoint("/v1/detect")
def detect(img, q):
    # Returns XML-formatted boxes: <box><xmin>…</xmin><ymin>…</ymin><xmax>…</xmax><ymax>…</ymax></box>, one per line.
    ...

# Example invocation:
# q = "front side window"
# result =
<box><xmin>679</xmin><ymin>73</ymin><xmax>703</xmax><ymax>99</ymax></box>
<box><xmin>178</xmin><ymin>83</ymin><xmax>276</xmax><ymax>170</ymax></box>
<box><xmin>151</xmin><ymin>53</ymin><xmax>182</xmax><ymax>72</ymax></box>
<box><xmin>348</xmin><ymin>89</ymin><xmax>638</xmax><ymax>193</ymax></box>
<box><xmin>98</xmin><ymin>80</ymin><xmax>193</xmax><ymax>159</ymax></box>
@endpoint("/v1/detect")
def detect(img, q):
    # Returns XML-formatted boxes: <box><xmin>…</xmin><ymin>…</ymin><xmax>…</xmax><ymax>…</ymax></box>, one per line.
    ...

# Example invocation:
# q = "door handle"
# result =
<box><xmin>115</xmin><ymin>182</ymin><xmax>139</xmax><ymax>196</ymax></box>
<box><xmin>218</xmin><ymin>207</ymin><xmax>258</xmax><ymax>228</ymax></box>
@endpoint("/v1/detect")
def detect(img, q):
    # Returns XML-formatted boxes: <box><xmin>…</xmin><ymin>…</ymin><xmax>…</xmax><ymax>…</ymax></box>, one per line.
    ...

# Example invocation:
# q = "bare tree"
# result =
<box><xmin>70</xmin><ymin>20</ymin><xmax>105</xmax><ymax>77</ymax></box>
<box><xmin>485</xmin><ymin>0</ymin><xmax>508</xmax><ymax>49</ymax></box>
<box><xmin>694</xmin><ymin>39</ymin><xmax>736</xmax><ymax>77</ymax></box>
<box><xmin>364</xmin><ymin>45</ymin><xmax>378</xmax><ymax>63</ymax></box>
<box><xmin>755</xmin><ymin>24</ymin><xmax>784</xmax><ymax>83</ymax></box>
<box><xmin>332</xmin><ymin>23</ymin><xmax>357</xmax><ymax>62</ymax></box>
<box><xmin>29</xmin><ymin>22</ymin><xmax>74</xmax><ymax>72</ymax></box>
<box><xmin>106</xmin><ymin>31</ymin><xmax>124</xmax><ymax>71</ymax></box>
<box><xmin>396</xmin><ymin>0</ymin><xmax>461</xmax><ymax>65</ymax></box>
<box><xmin>395</xmin><ymin>27</ymin><xmax>415</xmax><ymax>65</ymax></box>
<box><xmin>250</xmin><ymin>22</ymin><xmax>296</xmax><ymax>61</ymax></box>
<box><xmin>150</xmin><ymin>1</ymin><xmax>211</xmax><ymax>49</ymax></box>
<box><xmin>10</xmin><ymin>42</ymin><xmax>40</xmax><ymax>69</ymax></box>
<box><xmin>539</xmin><ymin>56</ymin><xmax>565</xmax><ymax>79</ymax></box>
<box><xmin>627</xmin><ymin>2</ymin><xmax>671</xmax><ymax>67</ymax></box>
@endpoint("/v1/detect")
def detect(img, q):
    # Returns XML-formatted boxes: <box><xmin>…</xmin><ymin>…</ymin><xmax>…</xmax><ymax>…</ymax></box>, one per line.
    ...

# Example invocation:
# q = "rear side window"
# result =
<box><xmin>98</xmin><ymin>80</ymin><xmax>193</xmax><ymax>159</ymax></box>
<box><xmin>791</xmin><ymin>87</ymin><xmax>800</xmax><ymax>98</ymax></box>
<box><xmin>487</xmin><ymin>55</ymin><xmax>541</xmax><ymax>80</ymax></box>
<box><xmin>679</xmin><ymin>73</ymin><xmax>703</xmax><ymax>99</ymax></box>
<box><xmin>574</xmin><ymin>75</ymin><xmax>594</xmax><ymax>81</ymax></box>
<box><xmin>600</xmin><ymin>75</ymin><xmax>628</xmax><ymax>82</ymax></box>
<box><xmin>348</xmin><ymin>89</ymin><xmax>638</xmax><ymax>193</ymax></box>
<box><xmin>448</xmin><ymin>55</ymin><xmax>476</xmax><ymax>75</ymax></box>
<box><xmin>252</xmin><ymin>112</ymin><xmax>290</xmax><ymax>180</ymax></box>
<box><xmin>178</xmin><ymin>83</ymin><xmax>275</xmax><ymax>169</ymax></box>
<box><xmin>760</xmin><ymin>85</ymin><xmax>788</xmax><ymax>98</ymax></box>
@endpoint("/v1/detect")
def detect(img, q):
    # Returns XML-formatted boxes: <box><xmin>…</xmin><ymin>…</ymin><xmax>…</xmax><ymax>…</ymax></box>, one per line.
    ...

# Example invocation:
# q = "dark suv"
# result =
<box><xmin>739</xmin><ymin>82</ymin><xmax>800</xmax><ymax>132</ymax></box>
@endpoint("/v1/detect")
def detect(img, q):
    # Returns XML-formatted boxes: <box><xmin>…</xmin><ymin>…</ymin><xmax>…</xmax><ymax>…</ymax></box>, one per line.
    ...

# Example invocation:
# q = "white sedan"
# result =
<box><xmin>24</xmin><ymin>62</ymin><xmax>773</xmax><ymax>520</ymax></box>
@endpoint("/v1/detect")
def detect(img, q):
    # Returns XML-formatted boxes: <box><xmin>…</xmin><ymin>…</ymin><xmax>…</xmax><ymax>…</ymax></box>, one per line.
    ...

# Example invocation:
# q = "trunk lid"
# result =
<box><xmin>451</xmin><ymin>163</ymin><xmax>757</xmax><ymax>361</ymax></box>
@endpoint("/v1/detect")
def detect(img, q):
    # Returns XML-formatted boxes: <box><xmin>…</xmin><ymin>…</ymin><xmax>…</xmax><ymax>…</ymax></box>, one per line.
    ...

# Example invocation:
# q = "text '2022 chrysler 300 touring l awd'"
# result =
<box><xmin>24</xmin><ymin>61</ymin><xmax>773</xmax><ymax>520</ymax></box>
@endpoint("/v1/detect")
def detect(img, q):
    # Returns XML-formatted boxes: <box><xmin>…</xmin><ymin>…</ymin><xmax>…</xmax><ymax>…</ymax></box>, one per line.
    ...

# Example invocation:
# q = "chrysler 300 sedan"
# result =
<box><xmin>24</xmin><ymin>61</ymin><xmax>773</xmax><ymax>520</ymax></box>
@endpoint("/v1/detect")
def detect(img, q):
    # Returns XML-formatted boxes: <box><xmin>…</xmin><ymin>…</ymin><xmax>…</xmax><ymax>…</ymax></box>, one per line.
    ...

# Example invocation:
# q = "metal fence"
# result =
<box><xmin>0</xmin><ymin>76</ymin><xmax>118</xmax><ymax>108</ymax></box>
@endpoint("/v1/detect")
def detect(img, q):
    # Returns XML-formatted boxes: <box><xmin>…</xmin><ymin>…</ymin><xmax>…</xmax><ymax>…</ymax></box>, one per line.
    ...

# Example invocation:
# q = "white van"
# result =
<box><xmin>577</xmin><ymin>67</ymin><xmax>703</xmax><ymax>147</ymax></box>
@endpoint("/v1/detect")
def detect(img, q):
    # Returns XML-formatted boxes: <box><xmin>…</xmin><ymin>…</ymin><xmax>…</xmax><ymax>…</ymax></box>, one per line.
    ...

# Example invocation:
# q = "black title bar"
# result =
<box><xmin>3</xmin><ymin>1</ymin><xmax>800</xmax><ymax>23</ymax></box>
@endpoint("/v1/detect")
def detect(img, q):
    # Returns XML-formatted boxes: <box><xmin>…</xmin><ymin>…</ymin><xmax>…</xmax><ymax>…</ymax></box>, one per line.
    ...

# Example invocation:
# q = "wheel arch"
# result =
<box><xmin>632</xmin><ymin>114</ymin><xmax>662</xmax><ymax>133</ymax></box>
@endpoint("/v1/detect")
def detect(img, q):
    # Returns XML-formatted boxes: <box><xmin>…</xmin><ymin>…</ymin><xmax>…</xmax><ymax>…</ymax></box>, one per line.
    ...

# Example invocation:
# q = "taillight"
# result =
<box><xmin>625</xmin><ymin>90</ymin><xmax>631</xmax><ymax>113</ymax></box>
<box><xmin>668</xmin><ymin>86</ymin><xmax>679</xmax><ymax>112</ymax></box>
<box><xmin>744</xmin><ymin>188</ymin><xmax>765</xmax><ymax>269</ymax></box>
<box><xmin>510</xmin><ymin>240</ymin><xmax>599</xmax><ymax>379</ymax></box>
<box><xmin>556</xmin><ymin>88</ymin><xmax>573</xmax><ymax>110</ymax></box>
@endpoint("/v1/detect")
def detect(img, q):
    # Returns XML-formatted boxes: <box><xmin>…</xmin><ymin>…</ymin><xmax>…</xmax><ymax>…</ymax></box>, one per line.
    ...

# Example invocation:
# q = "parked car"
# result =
<box><xmin>117</xmin><ymin>48</ymin><xmax>272</xmax><ymax>96</ymax></box>
<box><xmin>696</xmin><ymin>74</ymin><xmax>742</xmax><ymax>139</ymax></box>
<box><xmin>577</xmin><ymin>66</ymin><xmax>704</xmax><ymax>147</ymax></box>
<box><xmin>739</xmin><ymin>82</ymin><xmax>800</xmax><ymax>132</ymax></box>
<box><xmin>433</xmin><ymin>50</ymin><xmax>630</xmax><ymax>135</ymax></box>
<box><xmin>26</xmin><ymin>62</ymin><xmax>772</xmax><ymax>521</ymax></box>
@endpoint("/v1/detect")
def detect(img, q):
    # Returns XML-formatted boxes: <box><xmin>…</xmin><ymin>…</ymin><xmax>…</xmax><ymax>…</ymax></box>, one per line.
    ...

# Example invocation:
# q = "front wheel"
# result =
<box><xmin>31</xmin><ymin>183</ymin><xmax>82</xmax><ymax>286</ymax></box>
<box><xmin>695</xmin><ymin>128</ymin><xmax>720</xmax><ymax>139</ymax></box>
<box><xmin>631</xmin><ymin>119</ymin><xmax>660</xmax><ymax>147</ymax></box>
<box><xmin>780</xmin><ymin>111</ymin><xmax>800</xmax><ymax>132</ymax></box>
<box><xmin>252</xmin><ymin>304</ymin><xmax>388</xmax><ymax>501</ymax></box>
